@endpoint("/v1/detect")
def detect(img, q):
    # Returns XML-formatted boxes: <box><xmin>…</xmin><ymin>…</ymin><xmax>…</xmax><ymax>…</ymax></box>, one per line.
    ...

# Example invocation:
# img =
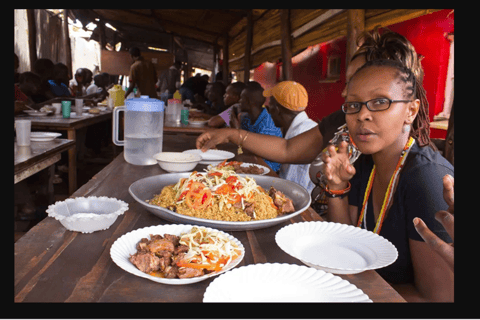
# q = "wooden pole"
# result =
<box><xmin>186</xmin><ymin>60</ymin><xmax>192</xmax><ymax>79</ymax></box>
<box><xmin>26</xmin><ymin>9</ymin><xmax>37</xmax><ymax>69</ymax></box>
<box><xmin>280</xmin><ymin>9</ymin><xmax>293</xmax><ymax>81</ymax></box>
<box><xmin>346</xmin><ymin>9</ymin><xmax>365</xmax><ymax>68</ymax></box>
<box><xmin>244</xmin><ymin>10</ymin><xmax>253</xmax><ymax>83</ymax></box>
<box><xmin>63</xmin><ymin>9</ymin><xmax>73</xmax><ymax>80</ymax></box>
<box><xmin>213</xmin><ymin>44</ymin><xmax>218</xmax><ymax>80</ymax></box>
<box><xmin>222</xmin><ymin>34</ymin><xmax>229</xmax><ymax>86</ymax></box>
<box><xmin>98</xmin><ymin>20</ymin><xmax>107</xmax><ymax>49</ymax></box>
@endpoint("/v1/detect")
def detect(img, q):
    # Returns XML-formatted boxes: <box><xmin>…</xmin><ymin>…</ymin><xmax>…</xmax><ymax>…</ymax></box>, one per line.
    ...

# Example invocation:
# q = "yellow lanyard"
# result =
<box><xmin>357</xmin><ymin>137</ymin><xmax>415</xmax><ymax>234</ymax></box>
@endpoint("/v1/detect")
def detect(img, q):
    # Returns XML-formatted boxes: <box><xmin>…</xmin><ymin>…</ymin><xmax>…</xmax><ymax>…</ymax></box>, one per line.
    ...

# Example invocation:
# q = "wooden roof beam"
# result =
<box><xmin>228</xmin><ymin>9</ymin><xmax>345</xmax><ymax>65</ymax></box>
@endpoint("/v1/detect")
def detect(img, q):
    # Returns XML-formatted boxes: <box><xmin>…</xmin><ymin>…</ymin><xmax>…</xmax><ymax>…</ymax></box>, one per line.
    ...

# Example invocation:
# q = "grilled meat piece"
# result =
<box><xmin>178</xmin><ymin>267</ymin><xmax>204</xmax><ymax>279</ymax></box>
<box><xmin>136</xmin><ymin>238</ymin><xmax>150</xmax><ymax>252</ymax></box>
<box><xmin>172</xmin><ymin>252</ymin><xmax>186</xmax><ymax>265</ymax></box>
<box><xmin>147</xmin><ymin>238</ymin><xmax>175</xmax><ymax>253</ymax></box>
<box><xmin>164</xmin><ymin>265</ymin><xmax>179</xmax><ymax>278</ymax></box>
<box><xmin>174</xmin><ymin>244</ymin><xmax>189</xmax><ymax>255</ymax></box>
<box><xmin>244</xmin><ymin>201</ymin><xmax>255</xmax><ymax>218</ymax></box>
<box><xmin>129</xmin><ymin>252</ymin><xmax>161</xmax><ymax>274</ymax></box>
<box><xmin>278</xmin><ymin>197</ymin><xmax>295</xmax><ymax>214</ymax></box>
<box><xmin>164</xmin><ymin>234</ymin><xmax>180</xmax><ymax>247</ymax></box>
<box><xmin>269</xmin><ymin>186</ymin><xmax>295</xmax><ymax>215</ymax></box>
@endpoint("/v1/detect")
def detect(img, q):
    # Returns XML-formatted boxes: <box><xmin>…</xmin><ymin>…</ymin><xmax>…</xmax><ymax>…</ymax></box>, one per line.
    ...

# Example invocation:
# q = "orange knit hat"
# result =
<box><xmin>263</xmin><ymin>81</ymin><xmax>308</xmax><ymax>111</ymax></box>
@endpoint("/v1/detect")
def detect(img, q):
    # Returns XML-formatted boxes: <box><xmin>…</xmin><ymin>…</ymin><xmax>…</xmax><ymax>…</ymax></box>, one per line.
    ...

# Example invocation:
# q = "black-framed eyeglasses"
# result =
<box><xmin>341</xmin><ymin>98</ymin><xmax>412</xmax><ymax>114</ymax></box>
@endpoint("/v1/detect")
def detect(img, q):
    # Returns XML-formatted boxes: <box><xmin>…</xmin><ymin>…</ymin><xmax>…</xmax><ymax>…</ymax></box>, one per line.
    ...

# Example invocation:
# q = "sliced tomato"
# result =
<box><xmin>225</xmin><ymin>175</ymin><xmax>238</xmax><ymax>184</ymax></box>
<box><xmin>215</xmin><ymin>183</ymin><xmax>234</xmax><ymax>195</ymax></box>
<box><xmin>217</xmin><ymin>160</ymin><xmax>228</xmax><ymax>168</ymax></box>
<box><xmin>208</xmin><ymin>171</ymin><xmax>223</xmax><ymax>177</ymax></box>
<box><xmin>228</xmin><ymin>193</ymin><xmax>241</xmax><ymax>204</ymax></box>
<box><xmin>185</xmin><ymin>182</ymin><xmax>212</xmax><ymax>209</ymax></box>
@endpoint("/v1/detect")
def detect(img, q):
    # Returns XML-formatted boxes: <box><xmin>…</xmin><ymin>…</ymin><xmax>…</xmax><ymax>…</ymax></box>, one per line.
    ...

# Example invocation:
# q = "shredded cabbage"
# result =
<box><xmin>172</xmin><ymin>169</ymin><xmax>261</xmax><ymax>210</ymax></box>
<box><xmin>179</xmin><ymin>227</ymin><xmax>241</xmax><ymax>267</ymax></box>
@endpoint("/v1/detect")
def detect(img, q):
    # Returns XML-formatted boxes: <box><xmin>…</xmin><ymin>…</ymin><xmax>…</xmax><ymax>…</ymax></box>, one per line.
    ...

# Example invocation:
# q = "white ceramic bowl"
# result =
<box><xmin>153</xmin><ymin>152</ymin><xmax>202</xmax><ymax>172</ymax></box>
<box><xmin>46</xmin><ymin>196</ymin><xmax>128</xmax><ymax>233</ymax></box>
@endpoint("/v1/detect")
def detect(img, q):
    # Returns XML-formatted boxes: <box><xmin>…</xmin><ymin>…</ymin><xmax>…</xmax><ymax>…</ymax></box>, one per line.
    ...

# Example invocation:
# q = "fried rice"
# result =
<box><xmin>148</xmin><ymin>169</ymin><xmax>283</xmax><ymax>222</ymax></box>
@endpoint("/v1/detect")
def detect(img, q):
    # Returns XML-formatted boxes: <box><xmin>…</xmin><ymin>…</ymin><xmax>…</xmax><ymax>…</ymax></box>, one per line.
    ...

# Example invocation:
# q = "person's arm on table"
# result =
<box><xmin>196</xmin><ymin>126</ymin><xmax>323</xmax><ymax>164</ymax></box>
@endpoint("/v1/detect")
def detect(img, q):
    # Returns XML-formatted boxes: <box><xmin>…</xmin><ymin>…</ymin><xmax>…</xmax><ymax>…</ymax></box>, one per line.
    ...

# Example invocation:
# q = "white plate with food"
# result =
<box><xmin>30</xmin><ymin>132</ymin><xmax>62</xmax><ymax>141</ymax></box>
<box><xmin>275</xmin><ymin>221</ymin><xmax>398</xmax><ymax>274</ymax></box>
<box><xmin>183</xmin><ymin>149</ymin><xmax>234</xmax><ymax>165</ymax></box>
<box><xmin>207</xmin><ymin>161</ymin><xmax>270</xmax><ymax>175</ymax></box>
<box><xmin>203</xmin><ymin>263</ymin><xmax>372</xmax><ymax>302</ymax></box>
<box><xmin>23</xmin><ymin>110</ymin><xmax>53</xmax><ymax>117</ymax></box>
<box><xmin>110</xmin><ymin>224</ymin><xmax>245</xmax><ymax>285</ymax></box>
<box><xmin>129</xmin><ymin>172</ymin><xmax>310</xmax><ymax>231</ymax></box>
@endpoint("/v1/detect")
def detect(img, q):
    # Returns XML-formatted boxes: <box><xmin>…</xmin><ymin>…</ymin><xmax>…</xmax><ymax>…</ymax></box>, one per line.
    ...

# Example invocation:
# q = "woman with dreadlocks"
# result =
<box><xmin>322</xmin><ymin>59</ymin><xmax>453</xmax><ymax>301</ymax></box>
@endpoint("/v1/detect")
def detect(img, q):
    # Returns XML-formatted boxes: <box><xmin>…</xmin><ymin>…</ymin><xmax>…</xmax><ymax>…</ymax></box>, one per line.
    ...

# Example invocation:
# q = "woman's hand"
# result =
<box><xmin>196</xmin><ymin>128</ymin><xmax>233</xmax><ymax>152</ymax></box>
<box><xmin>413</xmin><ymin>174</ymin><xmax>454</xmax><ymax>271</ymax></box>
<box><xmin>322</xmin><ymin>141</ymin><xmax>356</xmax><ymax>189</ymax></box>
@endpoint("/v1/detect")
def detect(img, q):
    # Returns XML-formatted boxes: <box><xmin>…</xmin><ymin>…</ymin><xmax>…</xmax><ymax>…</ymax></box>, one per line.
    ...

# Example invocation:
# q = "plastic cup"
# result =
<box><xmin>75</xmin><ymin>99</ymin><xmax>83</xmax><ymax>116</ymax></box>
<box><xmin>52</xmin><ymin>103</ymin><xmax>62</xmax><ymax>114</ymax></box>
<box><xmin>174</xmin><ymin>104</ymin><xmax>181</xmax><ymax>123</ymax></box>
<box><xmin>62</xmin><ymin>101</ymin><xmax>71</xmax><ymax>118</ymax></box>
<box><xmin>15</xmin><ymin>119</ymin><xmax>31</xmax><ymax>146</ymax></box>
<box><xmin>181</xmin><ymin>109</ymin><xmax>189</xmax><ymax>124</ymax></box>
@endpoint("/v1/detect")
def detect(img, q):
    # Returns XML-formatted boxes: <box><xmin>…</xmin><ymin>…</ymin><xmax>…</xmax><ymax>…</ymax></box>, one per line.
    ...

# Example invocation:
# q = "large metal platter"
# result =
<box><xmin>128</xmin><ymin>173</ymin><xmax>311</xmax><ymax>231</ymax></box>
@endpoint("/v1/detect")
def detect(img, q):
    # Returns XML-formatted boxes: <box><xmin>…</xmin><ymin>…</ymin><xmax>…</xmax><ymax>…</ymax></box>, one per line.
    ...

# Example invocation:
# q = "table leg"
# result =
<box><xmin>67</xmin><ymin>129</ymin><xmax>77</xmax><ymax>195</ymax></box>
<box><xmin>47</xmin><ymin>164</ymin><xmax>55</xmax><ymax>204</ymax></box>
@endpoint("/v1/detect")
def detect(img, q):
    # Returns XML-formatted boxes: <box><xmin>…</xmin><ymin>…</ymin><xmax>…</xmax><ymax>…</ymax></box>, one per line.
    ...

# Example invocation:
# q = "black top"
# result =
<box><xmin>348</xmin><ymin>142</ymin><xmax>454</xmax><ymax>284</ymax></box>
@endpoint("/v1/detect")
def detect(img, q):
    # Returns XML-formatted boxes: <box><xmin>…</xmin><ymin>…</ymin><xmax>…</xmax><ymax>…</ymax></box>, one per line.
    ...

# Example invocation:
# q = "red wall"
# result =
<box><xmin>253</xmin><ymin>9</ymin><xmax>454</xmax><ymax>139</ymax></box>
<box><xmin>388</xmin><ymin>9</ymin><xmax>454</xmax><ymax>121</ymax></box>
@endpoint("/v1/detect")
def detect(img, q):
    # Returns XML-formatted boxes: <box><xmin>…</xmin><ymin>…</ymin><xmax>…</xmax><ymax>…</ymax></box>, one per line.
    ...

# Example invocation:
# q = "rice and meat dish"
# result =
<box><xmin>148</xmin><ymin>168</ymin><xmax>295</xmax><ymax>222</ymax></box>
<box><xmin>129</xmin><ymin>226</ymin><xmax>242</xmax><ymax>279</ymax></box>
<box><xmin>213</xmin><ymin>160</ymin><xmax>265</xmax><ymax>174</ymax></box>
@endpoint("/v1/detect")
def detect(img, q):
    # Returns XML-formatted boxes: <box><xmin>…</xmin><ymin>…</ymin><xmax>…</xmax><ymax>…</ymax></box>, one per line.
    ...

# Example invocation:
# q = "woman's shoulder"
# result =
<box><xmin>398</xmin><ymin>143</ymin><xmax>454</xmax><ymax>200</ymax></box>
<box><xmin>403</xmin><ymin>143</ymin><xmax>454</xmax><ymax>175</ymax></box>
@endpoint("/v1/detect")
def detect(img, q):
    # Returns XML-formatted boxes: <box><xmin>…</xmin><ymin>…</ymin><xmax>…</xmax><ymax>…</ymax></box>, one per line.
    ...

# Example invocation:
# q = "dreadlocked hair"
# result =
<box><xmin>351</xmin><ymin>27</ymin><xmax>435</xmax><ymax>149</ymax></box>
<box><xmin>353</xmin><ymin>59</ymin><xmax>434</xmax><ymax>150</ymax></box>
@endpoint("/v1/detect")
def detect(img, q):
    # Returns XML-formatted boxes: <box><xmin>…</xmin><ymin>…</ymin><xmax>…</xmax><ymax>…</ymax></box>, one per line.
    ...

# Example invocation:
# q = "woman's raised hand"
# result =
<box><xmin>322</xmin><ymin>141</ymin><xmax>356</xmax><ymax>189</ymax></box>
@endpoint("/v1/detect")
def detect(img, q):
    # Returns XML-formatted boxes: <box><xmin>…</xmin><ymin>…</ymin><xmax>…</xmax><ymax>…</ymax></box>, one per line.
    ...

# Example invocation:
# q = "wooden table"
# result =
<box><xmin>14</xmin><ymin>138</ymin><xmax>75</xmax><ymax>184</ymax></box>
<box><xmin>14</xmin><ymin>134</ymin><xmax>405</xmax><ymax>305</ymax></box>
<box><xmin>15</xmin><ymin>111</ymin><xmax>113</xmax><ymax>194</ymax></box>
<box><xmin>15</xmin><ymin>138</ymin><xmax>75</xmax><ymax>206</ymax></box>
<box><xmin>164</xmin><ymin>120</ymin><xmax>213</xmax><ymax>134</ymax></box>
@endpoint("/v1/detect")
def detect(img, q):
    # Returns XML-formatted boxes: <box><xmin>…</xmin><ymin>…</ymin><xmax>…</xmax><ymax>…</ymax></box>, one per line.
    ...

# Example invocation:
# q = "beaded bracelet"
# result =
<box><xmin>324</xmin><ymin>182</ymin><xmax>351</xmax><ymax>198</ymax></box>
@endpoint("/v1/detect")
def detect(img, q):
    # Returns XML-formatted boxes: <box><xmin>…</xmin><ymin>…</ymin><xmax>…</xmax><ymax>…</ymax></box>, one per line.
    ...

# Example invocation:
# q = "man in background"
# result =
<box><xmin>263</xmin><ymin>81</ymin><xmax>318</xmax><ymax>192</ymax></box>
<box><xmin>238</xmin><ymin>81</ymin><xmax>283</xmax><ymax>172</ymax></box>
<box><xmin>158</xmin><ymin>61</ymin><xmax>181</xmax><ymax>103</ymax></box>
<box><xmin>125</xmin><ymin>47</ymin><xmax>158</xmax><ymax>99</ymax></box>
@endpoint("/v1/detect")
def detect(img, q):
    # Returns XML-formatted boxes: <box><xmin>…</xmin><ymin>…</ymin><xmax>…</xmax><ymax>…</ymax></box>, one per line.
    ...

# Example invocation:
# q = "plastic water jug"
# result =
<box><xmin>108</xmin><ymin>85</ymin><xmax>125</xmax><ymax>107</ymax></box>
<box><xmin>113</xmin><ymin>96</ymin><xmax>164</xmax><ymax>165</ymax></box>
